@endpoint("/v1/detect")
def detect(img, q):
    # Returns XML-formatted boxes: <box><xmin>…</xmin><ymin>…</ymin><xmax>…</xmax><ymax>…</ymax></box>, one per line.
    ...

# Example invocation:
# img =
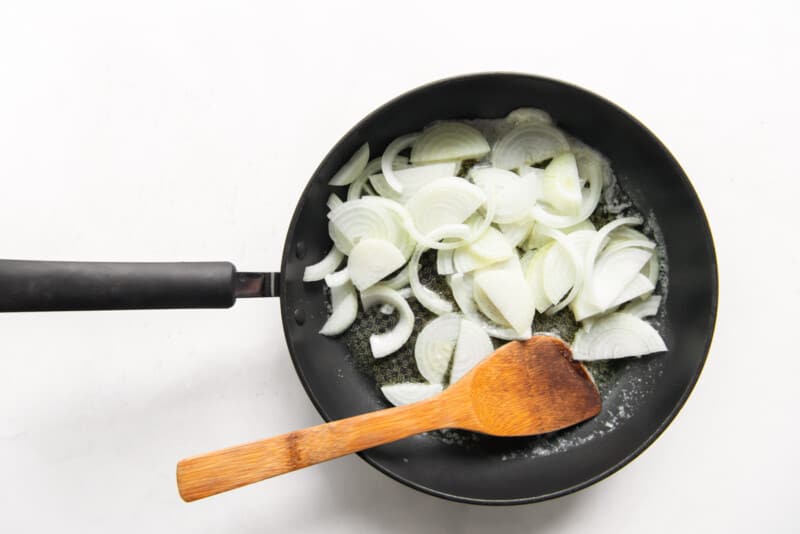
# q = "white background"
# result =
<box><xmin>0</xmin><ymin>1</ymin><xmax>797</xmax><ymax>532</ymax></box>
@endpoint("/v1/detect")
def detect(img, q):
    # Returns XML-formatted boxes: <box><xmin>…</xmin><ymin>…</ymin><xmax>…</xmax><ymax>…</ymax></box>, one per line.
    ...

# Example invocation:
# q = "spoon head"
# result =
<box><xmin>459</xmin><ymin>335</ymin><xmax>601</xmax><ymax>437</ymax></box>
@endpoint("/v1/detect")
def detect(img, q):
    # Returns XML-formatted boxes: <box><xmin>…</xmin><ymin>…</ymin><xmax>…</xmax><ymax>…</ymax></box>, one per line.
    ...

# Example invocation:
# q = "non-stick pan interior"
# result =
<box><xmin>280</xmin><ymin>74</ymin><xmax>717</xmax><ymax>504</ymax></box>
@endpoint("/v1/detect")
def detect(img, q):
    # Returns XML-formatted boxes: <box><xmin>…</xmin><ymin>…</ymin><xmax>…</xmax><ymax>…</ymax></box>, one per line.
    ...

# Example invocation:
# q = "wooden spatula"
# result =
<box><xmin>176</xmin><ymin>335</ymin><xmax>601</xmax><ymax>502</ymax></box>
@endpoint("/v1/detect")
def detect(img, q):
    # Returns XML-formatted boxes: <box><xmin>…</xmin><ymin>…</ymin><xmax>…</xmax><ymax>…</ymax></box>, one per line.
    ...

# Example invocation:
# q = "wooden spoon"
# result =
<box><xmin>176</xmin><ymin>335</ymin><xmax>601</xmax><ymax>502</ymax></box>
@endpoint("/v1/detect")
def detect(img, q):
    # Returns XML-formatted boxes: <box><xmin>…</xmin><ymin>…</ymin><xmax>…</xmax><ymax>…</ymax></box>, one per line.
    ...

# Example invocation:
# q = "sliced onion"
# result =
<box><xmin>319</xmin><ymin>282</ymin><xmax>358</xmax><ymax>336</ymax></box>
<box><xmin>572</xmin><ymin>312</ymin><xmax>667</xmax><ymax>361</ymax></box>
<box><xmin>589</xmin><ymin>246</ymin><xmax>653</xmax><ymax>309</ymax></box>
<box><xmin>498</xmin><ymin>217</ymin><xmax>534</xmax><ymax>248</ymax></box>
<box><xmin>328</xmin><ymin>197</ymin><xmax>412</xmax><ymax>257</ymax></box>
<box><xmin>537</xmin><ymin>226</ymin><xmax>588</xmax><ymax>314</ymax></box>
<box><xmin>324</xmin><ymin>267</ymin><xmax>349</xmax><ymax>288</ymax></box>
<box><xmin>447</xmin><ymin>273</ymin><xmax>476</xmax><ymax>315</ymax></box>
<box><xmin>360</xmin><ymin>285</ymin><xmax>414</xmax><ymax>358</ymax></box>
<box><xmin>643</xmin><ymin>250</ymin><xmax>660</xmax><ymax>288</ymax></box>
<box><xmin>473</xmin><ymin>284</ymin><xmax>510</xmax><ymax>326</ymax></box>
<box><xmin>624</xmin><ymin>295</ymin><xmax>662</xmax><ymax>319</ymax></box>
<box><xmin>384</xmin><ymin>266</ymin><xmax>410</xmax><ymax>290</ymax></box>
<box><xmin>302</xmin><ymin>246</ymin><xmax>344</xmax><ymax>282</ymax></box>
<box><xmin>505</xmin><ymin>107</ymin><xmax>553</xmax><ymax>126</ymax></box>
<box><xmin>541</xmin><ymin>152</ymin><xmax>581</xmax><ymax>216</ymax></box>
<box><xmin>457</xmin><ymin>227</ymin><xmax>512</xmax><ymax>264</ymax></box>
<box><xmin>328</xmin><ymin>143</ymin><xmax>369</xmax><ymax>186</ymax></box>
<box><xmin>348</xmin><ymin>156</ymin><xmax>408</xmax><ymax>201</ymax></box>
<box><xmin>410</xmin><ymin>122</ymin><xmax>490</xmax><ymax>164</ymax></box>
<box><xmin>327</xmin><ymin>193</ymin><xmax>344</xmax><ymax>211</ymax></box>
<box><xmin>473</xmin><ymin>257</ymin><xmax>535</xmax><ymax>335</ymax></box>
<box><xmin>408</xmin><ymin>226</ymin><xmax>458</xmax><ymax>315</ymax></box>
<box><xmin>450</xmin><ymin>318</ymin><xmax>494</xmax><ymax>384</ymax></box>
<box><xmin>414</xmin><ymin>314</ymin><xmax>461</xmax><ymax>384</ymax></box>
<box><xmin>381</xmin><ymin>134</ymin><xmax>419</xmax><ymax>194</ymax></box>
<box><xmin>571</xmin><ymin>273</ymin><xmax>654</xmax><ymax>321</ymax></box>
<box><xmin>529</xmin><ymin>148</ymin><xmax>605</xmax><ymax>228</ymax></box>
<box><xmin>381</xmin><ymin>383</ymin><xmax>443</xmax><ymax>406</ymax></box>
<box><xmin>369</xmin><ymin>161</ymin><xmax>459</xmax><ymax>202</ymax></box>
<box><xmin>436</xmin><ymin>249</ymin><xmax>455</xmax><ymax>275</ymax></box>
<box><xmin>523</xmin><ymin>245</ymin><xmax>553</xmax><ymax>313</ymax></box>
<box><xmin>491</xmin><ymin>123</ymin><xmax>569</xmax><ymax>170</ymax></box>
<box><xmin>541</xmin><ymin>229</ymin><xmax>595</xmax><ymax>304</ymax></box>
<box><xmin>379</xmin><ymin>304</ymin><xmax>395</xmax><ymax>315</ymax></box>
<box><xmin>347</xmin><ymin>238</ymin><xmax>406</xmax><ymax>291</ymax></box>
<box><xmin>405</xmin><ymin>178</ymin><xmax>486</xmax><ymax>236</ymax></box>
<box><xmin>470</xmin><ymin>167</ymin><xmax>538</xmax><ymax>224</ymax></box>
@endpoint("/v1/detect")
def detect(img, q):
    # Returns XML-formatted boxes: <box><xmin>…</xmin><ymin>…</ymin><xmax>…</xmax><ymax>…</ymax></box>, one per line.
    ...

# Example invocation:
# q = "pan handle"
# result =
<box><xmin>0</xmin><ymin>259</ymin><xmax>280</xmax><ymax>312</ymax></box>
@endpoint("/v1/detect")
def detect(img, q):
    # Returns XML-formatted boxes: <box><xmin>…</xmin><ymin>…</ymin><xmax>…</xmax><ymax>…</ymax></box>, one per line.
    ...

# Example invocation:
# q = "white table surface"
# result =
<box><xmin>1</xmin><ymin>1</ymin><xmax>797</xmax><ymax>532</ymax></box>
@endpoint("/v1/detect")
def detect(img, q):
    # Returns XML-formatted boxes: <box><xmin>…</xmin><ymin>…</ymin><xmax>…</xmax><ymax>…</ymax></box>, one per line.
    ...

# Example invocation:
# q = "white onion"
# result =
<box><xmin>470</xmin><ymin>167</ymin><xmax>539</xmax><ymax>224</ymax></box>
<box><xmin>347</xmin><ymin>238</ymin><xmax>407</xmax><ymax>291</ymax></box>
<box><xmin>328</xmin><ymin>143</ymin><xmax>369</xmax><ymax>186</ymax></box>
<box><xmin>436</xmin><ymin>249</ymin><xmax>455</xmax><ymax>275</ymax></box>
<box><xmin>302</xmin><ymin>246</ymin><xmax>345</xmax><ymax>282</ymax></box>
<box><xmin>523</xmin><ymin>245</ymin><xmax>555</xmax><ymax>313</ymax></box>
<box><xmin>405</xmin><ymin>178</ymin><xmax>486</xmax><ymax>236</ymax></box>
<box><xmin>348</xmin><ymin>156</ymin><xmax>408</xmax><ymax>201</ymax></box>
<box><xmin>360</xmin><ymin>285</ymin><xmax>414</xmax><ymax>358</ymax></box>
<box><xmin>369</xmin><ymin>161</ymin><xmax>459</xmax><ymax>202</ymax></box>
<box><xmin>381</xmin><ymin>383</ymin><xmax>443</xmax><ymax>406</ymax></box>
<box><xmin>327</xmin><ymin>193</ymin><xmax>344</xmax><ymax>211</ymax></box>
<box><xmin>448</xmin><ymin>273</ymin><xmax>477</xmax><ymax>315</ymax></box>
<box><xmin>498</xmin><ymin>217</ymin><xmax>534</xmax><ymax>248</ymax></box>
<box><xmin>319</xmin><ymin>282</ymin><xmax>358</xmax><ymax>336</ymax></box>
<box><xmin>589</xmin><ymin>246</ymin><xmax>653</xmax><ymax>309</ymax></box>
<box><xmin>491</xmin><ymin>123</ymin><xmax>569</xmax><ymax>170</ymax></box>
<box><xmin>624</xmin><ymin>295</ymin><xmax>662</xmax><ymax>319</ymax></box>
<box><xmin>382</xmin><ymin>134</ymin><xmax>419</xmax><ymax>194</ymax></box>
<box><xmin>505</xmin><ymin>107</ymin><xmax>553</xmax><ymax>126</ymax></box>
<box><xmin>541</xmin><ymin>152</ymin><xmax>582</xmax><ymax>216</ymax></box>
<box><xmin>328</xmin><ymin>197</ymin><xmax>413</xmax><ymax>258</ymax></box>
<box><xmin>473</xmin><ymin>284</ymin><xmax>511</xmax><ymax>326</ymax></box>
<box><xmin>383</xmin><ymin>266</ymin><xmax>410</xmax><ymax>290</ymax></box>
<box><xmin>537</xmin><ymin>226</ymin><xmax>589</xmax><ymax>314</ymax></box>
<box><xmin>473</xmin><ymin>257</ymin><xmax>536</xmax><ymax>336</ymax></box>
<box><xmin>453</xmin><ymin>227</ymin><xmax>513</xmax><ymax>273</ymax></box>
<box><xmin>408</xmin><ymin>226</ymin><xmax>458</xmax><ymax>315</ymax></box>
<box><xmin>411</xmin><ymin>122</ymin><xmax>490</xmax><ymax>164</ymax></box>
<box><xmin>450</xmin><ymin>318</ymin><xmax>494</xmax><ymax>383</ymax></box>
<box><xmin>414</xmin><ymin>314</ymin><xmax>461</xmax><ymax>384</ymax></box>
<box><xmin>324</xmin><ymin>267</ymin><xmax>350</xmax><ymax>288</ymax></box>
<box><xmin>572</xmin><ymin>312</ymin><xmax>667</xmax><ymax>361</ymax></box>
<box><xmin>571</xmin><ymin>273</ymin><xmax>654</xmax><ymax>321</ymax></box>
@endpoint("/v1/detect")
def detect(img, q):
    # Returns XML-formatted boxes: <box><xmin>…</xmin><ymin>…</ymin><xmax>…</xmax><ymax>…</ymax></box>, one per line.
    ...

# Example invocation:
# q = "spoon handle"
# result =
<box><xmin>176</xmin><ymin>399</ymin><xmax>451</xmax><ymax>502</ymax></box>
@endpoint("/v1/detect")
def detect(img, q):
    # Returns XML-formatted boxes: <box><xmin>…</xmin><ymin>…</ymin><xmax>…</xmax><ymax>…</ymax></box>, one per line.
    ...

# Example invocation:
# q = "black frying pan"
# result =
<box><xmin>0</xmin><ymin>73</ymin><xmax>717</xmax><ymax>505</ymax></box>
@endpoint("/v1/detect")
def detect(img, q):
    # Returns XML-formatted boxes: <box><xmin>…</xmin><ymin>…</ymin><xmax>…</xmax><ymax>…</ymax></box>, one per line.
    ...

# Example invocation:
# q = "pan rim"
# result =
<box><xmin>279</xmin><ymin>72</ymin><xmax>719</xmax><ymax>505</ymax></box>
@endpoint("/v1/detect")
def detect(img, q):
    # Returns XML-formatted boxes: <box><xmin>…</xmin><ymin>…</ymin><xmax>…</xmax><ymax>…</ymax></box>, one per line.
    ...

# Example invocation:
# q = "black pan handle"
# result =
<box><xmin>0</xmin><ymin>259</ymin><xmax>280</xmax><ymax>312</ymax></box>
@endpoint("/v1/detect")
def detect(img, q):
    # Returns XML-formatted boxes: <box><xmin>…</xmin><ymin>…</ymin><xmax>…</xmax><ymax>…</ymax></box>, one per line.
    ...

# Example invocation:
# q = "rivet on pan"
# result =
<box><xmin>295</xmin><ymin>241</ymin><xmax>307</xmax><ymax>259</ymax></box>
<box><xmin>293</xmin><ymin>309</ymin><xmax>306</xmax><ymax>326</ymax></box>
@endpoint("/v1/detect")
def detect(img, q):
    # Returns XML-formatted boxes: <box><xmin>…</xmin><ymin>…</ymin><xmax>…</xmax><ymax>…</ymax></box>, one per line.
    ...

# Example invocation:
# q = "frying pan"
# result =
<box><xmin>0</xmin><ymin>73</ymin><xmax>717</xmax><ymax>505</ymax></box>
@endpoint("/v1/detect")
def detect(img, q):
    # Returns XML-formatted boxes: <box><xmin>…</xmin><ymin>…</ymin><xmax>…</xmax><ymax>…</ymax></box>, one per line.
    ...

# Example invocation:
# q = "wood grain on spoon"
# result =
<box><xmin>176</xmin><ymin>335</ymin><xmax>600</xmax><ymax>502</ymax></box>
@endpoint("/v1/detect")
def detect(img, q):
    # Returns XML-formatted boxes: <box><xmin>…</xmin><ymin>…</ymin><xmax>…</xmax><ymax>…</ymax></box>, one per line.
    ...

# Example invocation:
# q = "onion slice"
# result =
<box><xmin>347</xmin><ymin>238</ymin><xmax>406</xmax><ymax>291</ymax></box>
<box><xmin>450</xmin><ymin>318</ymin><xmax>494</xmax><ymax>384</ymax></box>
<box><xmin>405</xmin><ymin>178</ymin><xmax>486</xmax><ymax>236</ymax></box>
<box><xmin>324</xmin><ymin>267</ymin><xmax>349</xmax><ymax>288</ymax></box>
<box><xmin>411</xmin><ymin>122</ymin><xmax>490</xmax><ymax>164</ymax></box>
<box><xmin>414</xmin><ymin>314</ymin><xmax>461</xmax><ymax>384</ymax></box>
<box><xmin>319</xmin><ymin>282</ymin><xmax>358</xmax><ymax>336</ymax></box>
<box><xmin>381</xmin><ymin>383</ymin><xmax>443</xmax><ymax>406</ymax></box>
<box><xmin>541</xmin><ymin>152</ymin><xmax>582</xmax><ymax>216</ymax></box>
<box><xmin>473</xmin><ymin>257</ymin><xmax>536</xmax><ymax>335</ymax></box>
<box><xmin>360</xmin><ymin>285</ymin><xmax>414</xmax><ymax>358</ymax></box>
<box><xmin>572</xmin><ymin>312</ymin><xmax>667</xmax><ymax>361</ymax></box>
<box><xmin>302</xmin><ymin>246</ymin><xmax>344</xmax><ymax>282</ymax></box>
<box><xmin>408</xmin><ymin>226</ymin><xmax>460</xmax><ymax>315</ymax></box>
<box><xmin>328</xmin><ymin>143</ymin><xmax>369</xmax><ymax>186</ymax></box>
<box><xmin>624</xmin><ymin>295</ymin><xmax>662</xmax><ymax>319</ymax></box>
<box><xmin>491</xmin><ymin>123</ymin><xmax>569</xmax><ymax>170</ymax></box>
<box><xmin>382</xmin><ymin>134</ymin><xmax>419</xmax><ymax>194</ymax></box>
<box><xmin>369</xmin><ymin>161</ymin><xmax>459</xmax><ymax>202</ymax></box>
